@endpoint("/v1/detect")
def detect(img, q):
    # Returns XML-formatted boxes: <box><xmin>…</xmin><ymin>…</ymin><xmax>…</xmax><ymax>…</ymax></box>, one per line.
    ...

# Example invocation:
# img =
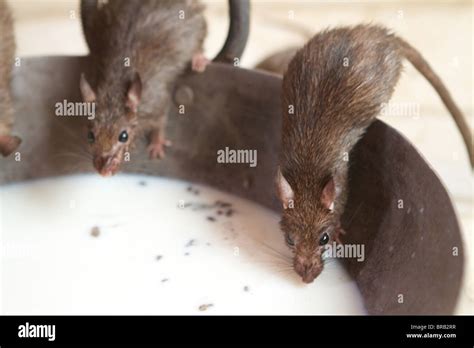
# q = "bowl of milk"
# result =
<box><xmin>0</xmin><ymin>174</ymin><xmax>366</xmax><ymax>315</ymax></box>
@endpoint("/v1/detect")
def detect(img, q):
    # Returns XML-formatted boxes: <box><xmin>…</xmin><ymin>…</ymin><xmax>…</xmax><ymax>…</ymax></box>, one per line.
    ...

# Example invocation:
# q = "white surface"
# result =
<box><xmin>0</xmin><ymin>174</ymin><xmax>366</xmax><ymax>315</ymax></box>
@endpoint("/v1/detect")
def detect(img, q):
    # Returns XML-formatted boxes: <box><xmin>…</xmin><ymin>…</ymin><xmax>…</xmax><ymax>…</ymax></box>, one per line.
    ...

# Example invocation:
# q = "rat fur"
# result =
<box><xmin>276</xmin><ymin>24</ymin><xmax>472</xmax><ymax>283</ymax></box>
<box><xmin>80</xmin><ymin>0</ymin><xmax>207</xmax><ymax>176</ymax></box>
<box><xmin>0</xmin><ymin>0</ymin><xmax>21</xmax><ymax>157</ymax></box>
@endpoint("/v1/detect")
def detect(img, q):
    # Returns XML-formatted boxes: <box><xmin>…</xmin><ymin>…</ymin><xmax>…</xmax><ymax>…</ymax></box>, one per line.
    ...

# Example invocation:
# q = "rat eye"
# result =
<box><xmin>87</xmin><ymin>131</ymin><xmax>95</xmax><ymax>144</ymax></box>
<box><xmin>285</xmin><ymin>234</ymin><xmax>295</xmax><ymax>247</ymax></box>
<box><xmin>319</xmin><ymin>232</ymin><xmax>329</xmax><ymax>246</ymax></box>
<box><xmin>119</xmin><ymin>130</ymin><xmax>128</xmax><ymax>143</ymax></box>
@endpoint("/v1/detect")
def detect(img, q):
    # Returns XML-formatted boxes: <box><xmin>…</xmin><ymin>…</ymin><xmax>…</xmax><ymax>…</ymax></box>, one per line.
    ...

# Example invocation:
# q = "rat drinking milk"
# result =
<box><xmin>275</xmin><ymin>25</ymin><xmax>472</xmax><ymax>283</ymax></box>
<box><xmin>0</xmin><ymin>0</ymin><xmax>21</xmax><ymax>157</ymax></box>
<box><xmin>79</xmin><ymin>0</ymin><xmax>208</xmax><ymax>176</ymax></box>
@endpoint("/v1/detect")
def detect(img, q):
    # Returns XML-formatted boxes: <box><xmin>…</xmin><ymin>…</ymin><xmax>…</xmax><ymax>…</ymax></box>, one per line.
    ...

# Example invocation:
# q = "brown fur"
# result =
<box><xmin>277</xmin><ymin>24</ymin><xmax>472</xmax><ymax>283</ymax></box>
<box><xmin>278</xmin><ymin>25</ymin><xmax>408</xmax><ymax>283</ymax></box>
<box><xmin>0</xmin><ymin>0</ymin><xmax>21</xmax><ymax>156</ymax></box>
<box><xmin>260</xmin><ymin>29</ymin><xmax>472</xmax><ymax>167</ymax></box>
<box><xmin>80</xmin><ymin>0</ymin><xmax>207</xmax><ymax>175</ymax></box>
<box><xmin>277</xmin><ymin>23</ymin><xmax>474</xmax><ymax>284</ymax></box>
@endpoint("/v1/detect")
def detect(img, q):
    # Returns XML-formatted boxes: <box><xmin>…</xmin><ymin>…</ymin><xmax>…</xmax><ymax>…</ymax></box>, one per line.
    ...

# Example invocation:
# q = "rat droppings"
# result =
<box><xmin>161</xmin><ymin>278</ymin><xmax>169</xmax><ymax>283</ymax></box>
<box><xmin>215</xmin><ymin>200</ymin><xmax>232</xmax><ymax>208</ymax></box>
<box><xmin>198</xmin><ymin>303</ymin><xmax>213</xmax><ymax>311</ymax></box>
<box><xmin>207</xmin><ymin>216</ymin><xmax>216</xmax><ymax>222</ymax></box>
<box><xmin>90</xmin><ymin>226</ymin><xmax>100</xmax><ymax>237</ymax></box>
<box><xmin>243</xmin><ymin>286</ymin><xmax>250</xmax><ymax>292</ymax></box>
<box><xmin>156</xmin><ymin>255</ymin><xmax>163</xmax><ymax>261</ymax></box>
<box><xmin>138</xmin><ymin>180</ymin><xmax>147</xmax><ymax>186</ymax></box>
<box><xmin>225</xmin><ymin>209</ymin><xmax>234</xmax><ymax>217</ymax></box>
<box><xmin>185</xmin><ymin>239</ymin><xmax>196</xmax><ymax>247</ymax></box>
<box><xmin>186</xmin><ymin>186</ymin><xmax>200</xmax><ymax>195</ymax></box>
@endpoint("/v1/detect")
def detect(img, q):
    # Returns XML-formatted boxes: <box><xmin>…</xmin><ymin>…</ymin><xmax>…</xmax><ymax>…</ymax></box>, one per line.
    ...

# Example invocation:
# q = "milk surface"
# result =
<box><xmin>0</xmin><ymin>174</ymin><xmax>366</xmax><ymax>315</ymax></box>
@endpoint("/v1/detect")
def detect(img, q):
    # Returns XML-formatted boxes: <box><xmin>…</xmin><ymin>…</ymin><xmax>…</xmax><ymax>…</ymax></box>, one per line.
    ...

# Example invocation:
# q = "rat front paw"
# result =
<box><xmin>147</xmin><ymin>138</ymin><xmax>172</xmax><ymax>159</ymax></box>
<box><xmin>191</xmin><ymin>52</ymin><xmax>210</xmax><ymax>73</ymax></box>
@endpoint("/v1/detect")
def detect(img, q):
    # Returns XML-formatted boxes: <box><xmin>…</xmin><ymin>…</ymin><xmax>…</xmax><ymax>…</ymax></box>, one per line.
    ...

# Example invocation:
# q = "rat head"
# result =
<box><xmin>80</xmin><ymin>73</ymin><xmax>142</xmax><ymax>177</ymax></box>
<box><xmin>276</xmin><ymin>168</ymin><xmax>338</xmax><ymax>283</ymax></box>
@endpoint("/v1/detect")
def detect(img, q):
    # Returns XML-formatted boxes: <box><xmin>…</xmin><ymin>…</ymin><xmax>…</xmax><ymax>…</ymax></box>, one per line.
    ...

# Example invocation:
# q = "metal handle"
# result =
<box><xmin>82</xmin><ymin>0</ymin><xmax>250</xmax><ymax>64</ymax></box>
<box><xmin>213</xmin><ymin>0</ymin><xmax>250</xmax><ymax>64</ymax></box>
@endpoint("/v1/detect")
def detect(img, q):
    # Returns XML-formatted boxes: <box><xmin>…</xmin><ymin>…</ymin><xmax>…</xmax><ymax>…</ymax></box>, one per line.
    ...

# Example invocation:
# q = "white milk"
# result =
<box><xmin>0</xmin><ymin>174</ymin><xmax>366</xmax><ymax>315</ymax></box>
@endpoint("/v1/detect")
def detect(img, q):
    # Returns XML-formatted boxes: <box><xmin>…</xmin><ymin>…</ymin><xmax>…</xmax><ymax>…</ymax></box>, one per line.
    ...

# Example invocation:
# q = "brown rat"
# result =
<box><xmin>79</xmin><ymin>0</ymin><xmax>208</xmax><ymax>176</ymax></box>
<box><xmin>259</xmin><ymin>33</ymin><xmax>472</xmax><ymax>169</ymax></box>
<box><xmin>275</xmin><ymin>24</ymin><xmax>472</xmax><ymax>283</ymax></box>
<box><xmin>0</xmin><ymin>0</ymin><xmax>21</xmax><ymax>157</ymax></box>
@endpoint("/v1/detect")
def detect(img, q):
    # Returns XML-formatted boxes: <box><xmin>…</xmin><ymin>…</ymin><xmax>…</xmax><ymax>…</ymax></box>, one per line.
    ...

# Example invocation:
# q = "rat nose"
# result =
<box><xmin>93</xmin><ymin>155</ymin><xmax>119</xmax><ymax>177</ymax></box>
<box><xmin>294</xmin><ymin>257</ymin><xmax>322</xmax><ymax>284</ymax></box>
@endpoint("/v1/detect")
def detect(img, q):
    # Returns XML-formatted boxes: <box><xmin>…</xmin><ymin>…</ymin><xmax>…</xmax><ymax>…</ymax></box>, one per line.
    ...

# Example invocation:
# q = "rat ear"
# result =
<box><xmin>321</xmin><ymin>177</ymin><xmax>336</xmax><ymax>211</ymax></box>
<box><xmin>0</xmin><ymin>134</ymin><xmax>21</xmax><ymax>157</ymax></box>
<box><xmin>126</xmin><ymin>72</ymin><xmax>142</xmax><ymax>113</ymax></box>
<box><xmin>276</xmin><ymin>167</ymin><xmax>294</xmax><ymax>209</ymax></box>
<box><xmin>80</xmin><ymin>74</ymin><xmax>96</xmax><ymax>103</ymax></box>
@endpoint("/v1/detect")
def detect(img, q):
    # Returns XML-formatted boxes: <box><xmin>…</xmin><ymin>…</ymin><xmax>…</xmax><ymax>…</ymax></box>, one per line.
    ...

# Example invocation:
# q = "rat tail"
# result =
<box><xmin>80</xmin><ymin>0</ymin><xmax>97</xmax><ymax>51</ymax></box>
<box><xmin>396</xmin><ymin>36</ymin><xmax>473</xmax><ymax>169</ymax></box>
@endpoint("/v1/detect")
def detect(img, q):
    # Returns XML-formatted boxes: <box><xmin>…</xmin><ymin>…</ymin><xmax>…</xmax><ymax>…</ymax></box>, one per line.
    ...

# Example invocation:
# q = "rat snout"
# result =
<box><xmin>294</xmin><ymin>255</ymin><xmax>323</xmax><ymax>284</ymax></box>
<box><xmin>93</xmin><ymin>155</ymin><xmax>121</xmax><ymax>177</ymax></box>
